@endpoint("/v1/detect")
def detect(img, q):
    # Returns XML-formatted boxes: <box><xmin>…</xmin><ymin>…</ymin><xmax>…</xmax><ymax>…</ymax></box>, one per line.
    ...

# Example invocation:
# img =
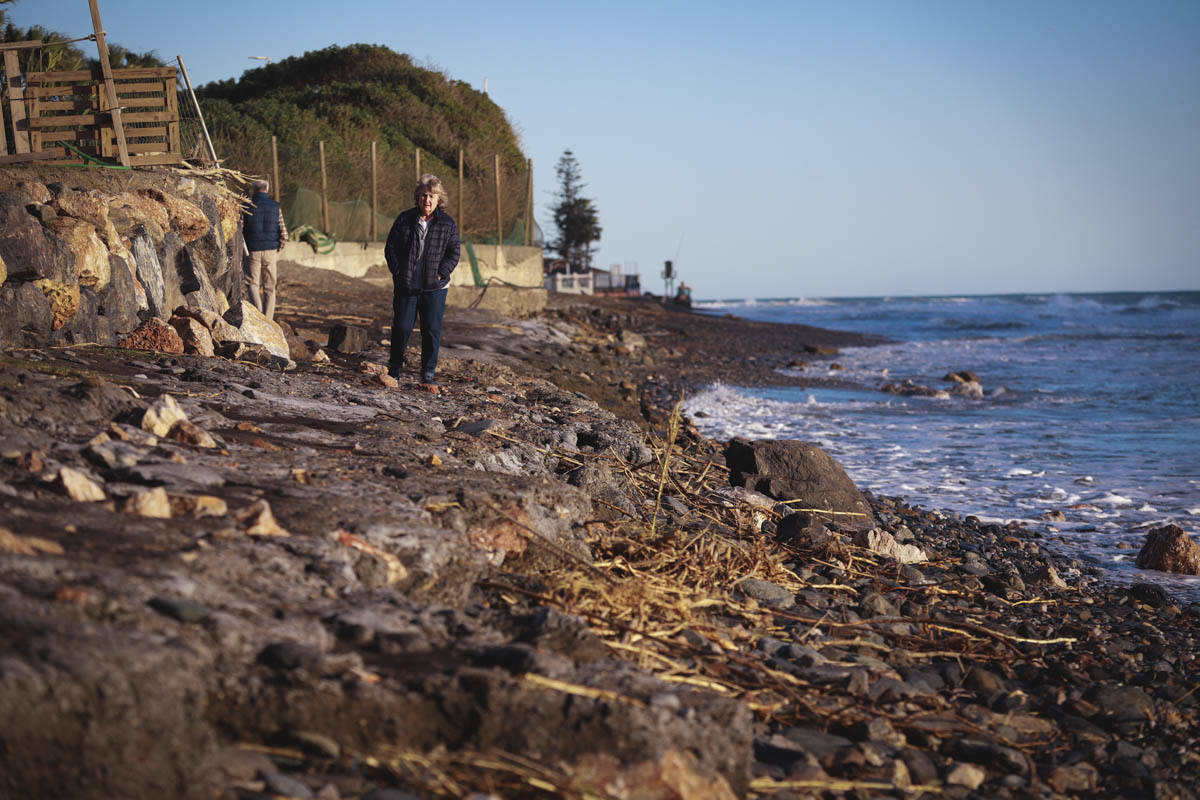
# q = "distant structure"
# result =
<box><xmin>661</xmin><ymin>260</ymin><xmax>675</xmax><ymax>299</ymax></box>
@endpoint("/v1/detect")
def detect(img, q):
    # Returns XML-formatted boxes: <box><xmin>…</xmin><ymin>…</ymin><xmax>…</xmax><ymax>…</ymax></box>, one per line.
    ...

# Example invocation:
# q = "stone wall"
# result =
<box><xmin>0</xmin><ymin>172</ymin><xmax>274</xmax><ymax>356</ymax></box>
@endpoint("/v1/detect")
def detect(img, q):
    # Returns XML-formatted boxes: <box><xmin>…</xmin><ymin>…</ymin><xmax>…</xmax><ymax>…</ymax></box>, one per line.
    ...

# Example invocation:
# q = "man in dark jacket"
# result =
<box><xmin>241</xmin><ymin>179</ymin><xmax>287</xmax><ymax>320</ymax></box>
<box><xmin>384</xmin><ymin>174</ymin><xmax>461</xmax><ymax>388</ymax></box>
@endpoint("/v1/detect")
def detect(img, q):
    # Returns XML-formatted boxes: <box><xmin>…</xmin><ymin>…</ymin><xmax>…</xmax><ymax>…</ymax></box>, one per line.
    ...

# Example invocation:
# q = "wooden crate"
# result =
<box><xmin>24</xmin><ymin>66</ymin><xmax>181</xmax><ymax>166</ymax></box>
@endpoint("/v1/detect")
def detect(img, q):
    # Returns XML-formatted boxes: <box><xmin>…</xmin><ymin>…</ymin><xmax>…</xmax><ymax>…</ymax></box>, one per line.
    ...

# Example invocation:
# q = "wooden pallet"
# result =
<box><xmin>22</xmin><ymin>66</ymin><xmax>181</xmax><ymax>167</ymax></box>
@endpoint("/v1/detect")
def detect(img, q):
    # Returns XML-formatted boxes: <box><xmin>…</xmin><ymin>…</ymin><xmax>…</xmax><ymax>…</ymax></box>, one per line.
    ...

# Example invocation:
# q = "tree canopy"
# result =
<box><xmin>550</xmin><ymin>150</ymin><xmax>601</xmax><ymax>272</ymax></box>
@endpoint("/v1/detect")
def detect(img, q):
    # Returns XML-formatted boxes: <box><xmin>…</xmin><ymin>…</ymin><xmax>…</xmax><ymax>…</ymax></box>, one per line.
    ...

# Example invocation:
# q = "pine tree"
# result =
<box><xmin>550</xmin><ymin>150</ymin><xmax>601</xmax><ymax>273</ymax></box>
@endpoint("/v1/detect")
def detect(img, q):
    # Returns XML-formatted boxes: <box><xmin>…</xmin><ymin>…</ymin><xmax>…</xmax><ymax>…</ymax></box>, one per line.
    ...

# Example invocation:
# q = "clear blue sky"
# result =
<box><xmin>13</xmin><ymin>1</ymin><xmax>1200</xmax><ymax>299</ymax></box>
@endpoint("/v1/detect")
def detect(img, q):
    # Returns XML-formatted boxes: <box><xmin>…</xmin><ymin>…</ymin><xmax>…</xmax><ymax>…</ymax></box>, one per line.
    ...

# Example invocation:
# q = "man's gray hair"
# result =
<box><xmin>253</xmin><ymin>179</ymin><xmax>270</xmax><ymax>193</ymax></box>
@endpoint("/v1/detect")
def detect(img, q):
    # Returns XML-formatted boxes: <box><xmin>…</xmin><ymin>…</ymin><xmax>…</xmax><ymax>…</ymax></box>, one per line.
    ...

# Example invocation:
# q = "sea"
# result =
<box><xmin>684</xmin><ymin>291</ymin><xmax>1200</xmax><ymax>601</ymax></box>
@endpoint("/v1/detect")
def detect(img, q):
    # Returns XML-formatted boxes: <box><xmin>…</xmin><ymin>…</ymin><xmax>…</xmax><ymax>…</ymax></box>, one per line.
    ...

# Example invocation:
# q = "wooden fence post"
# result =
<box><xmin>525</xmin><ymin>158</ymin><xmax>533</xmax><ymax>246</ymax></box>
<box><xmin>494</xmin><ymin>154</ymin><xmax>502</xmax><ymax>244</ymax></box>
<box><xmin>271</xmin><ymin>135</ymin><xmax>280</xmax><ymax>200</ymax></box>
<box><xmin>319</xmin><ymin>140</ymin><xmax>329</xmax><ymax>234</ymax></box>
<box><xmin>457</xmin><ymin>148</ymin><xmax>464</xmax><ymax>232</ymax></box>
<box><xmin>415</xmin><ymin>148</ymin><xmax>421</xmax><ymax>184</ymax></box>
<box><xmin>2</xmin><ymin>51</ymin><xmax>30</xmax><ymax>154</ymax></box>
<box><xmin>88</xmin><ymin>0</ymin><xmax>129</xmax><ymax>166</ymax></box>
<box><xmin>371</xmin><ymin>140</ymin><xmax>378</xmax><ymax>242</ymax></box>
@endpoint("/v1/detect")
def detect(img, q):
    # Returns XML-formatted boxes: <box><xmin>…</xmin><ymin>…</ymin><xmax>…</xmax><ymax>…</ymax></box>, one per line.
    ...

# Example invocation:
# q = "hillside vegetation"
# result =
<box><xmin>197</xmin><ymin>44</ymin><xmax>532</xmax><ymax>241</ymax></box>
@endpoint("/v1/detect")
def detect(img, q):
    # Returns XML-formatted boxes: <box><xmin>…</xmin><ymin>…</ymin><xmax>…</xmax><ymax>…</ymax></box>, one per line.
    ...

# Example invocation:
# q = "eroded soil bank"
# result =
<box><xmin>1</xmin><ymin>261</ymin><xmax>1198</xmax><ymax>800</ymax></box>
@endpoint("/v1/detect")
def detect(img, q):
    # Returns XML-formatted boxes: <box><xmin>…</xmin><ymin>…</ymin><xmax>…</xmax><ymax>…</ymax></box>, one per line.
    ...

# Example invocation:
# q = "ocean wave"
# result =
<box><xmin>694</xmin><ymin>296</ymin><xmax>835</xmax><ymax>310</ymax></box>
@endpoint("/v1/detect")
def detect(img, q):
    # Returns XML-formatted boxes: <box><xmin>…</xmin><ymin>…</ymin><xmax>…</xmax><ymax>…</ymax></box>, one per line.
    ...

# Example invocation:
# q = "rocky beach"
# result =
<box><xmin>1</xmin><ymin>169</ymin><xmax>1199</xmax><ymax>800</ymax></box>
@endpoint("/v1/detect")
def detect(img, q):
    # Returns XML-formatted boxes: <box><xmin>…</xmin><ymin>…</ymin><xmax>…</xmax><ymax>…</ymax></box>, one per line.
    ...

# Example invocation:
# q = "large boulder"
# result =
<box><xmin>723</xmin><ymin>438</ymin><xmax>876</xmax><ymax>531</ymax></box>
<box><xmin>130</xmin><ymin>229</ymin><xmax>167</xmax><ymax>317</ymax></box>
<box><xmin>0</xmin><ymin>192</ymin><xmax>58</xmax><ymax>282</ymax></box>
<box><xmin>109</xmin><ymin>191</ymin><xmax>169</xmax><ymax>244</ymax></box>
<box><xmin>56</xmin><ymin>285</ymin><xmax>113</xmax><ymax>346</ymax></box>
<box><xmin>118</xmin><ymin>317</ymin><xmax>184</xmax><ymax>354</ymax></box>
<box><xmin>32</xmin><ymin>278</ymin><xmax>80</xmax><ymax>330</ymax></box>
<box><xmin>137</xmin><ymin>188</ymin><xmax>209</xmax><ymax>243</ymax></box>
<box><xmin>45</xmin><ymin>216</ymin><xmax>110</xmax><ymax>290</ymax></box>
<box><xmin>51</xmin><ymin>190</ymin><xmax>122</xmax><ymax>253</ymax></box>
<box><xmin>98</xmin><ymin>253</ymin><xmax>143</xmax><ymax>338</ymax></box>
<box><xmin>1135</xmin><ymin>524</ymin><xmax>1200</xmax><ymax>575</ymax></box>
<box><xmin>224</xmin><ymin>300</ymin><xmax>288</xmax><ymax>359</ymax></box>
<box><xmin>0</xmin><ymin>281</ymin><xmax>53</xmax><ymax>347</ymax></box>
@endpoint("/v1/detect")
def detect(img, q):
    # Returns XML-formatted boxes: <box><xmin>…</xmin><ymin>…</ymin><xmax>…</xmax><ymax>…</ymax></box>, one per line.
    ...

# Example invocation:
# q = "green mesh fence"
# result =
<box><xmin>286</xmin><ymin>186</ymin><xmax>543</xmax><ymax>249</ymax></box>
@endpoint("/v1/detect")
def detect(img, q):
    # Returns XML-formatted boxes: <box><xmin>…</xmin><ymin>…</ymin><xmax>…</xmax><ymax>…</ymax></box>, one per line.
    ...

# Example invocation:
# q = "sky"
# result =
<box><xmin>11</xmin><ymin>0</ymin><xmax>1200</xmax><ymax>299</ymax></box>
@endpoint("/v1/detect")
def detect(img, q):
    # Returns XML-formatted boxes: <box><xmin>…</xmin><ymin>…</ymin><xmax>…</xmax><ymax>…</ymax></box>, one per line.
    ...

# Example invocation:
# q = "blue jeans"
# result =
<box><xmin>390</xmin><ymin>288</ymin><xmax>447</xmax><ymax>382</ymax></box>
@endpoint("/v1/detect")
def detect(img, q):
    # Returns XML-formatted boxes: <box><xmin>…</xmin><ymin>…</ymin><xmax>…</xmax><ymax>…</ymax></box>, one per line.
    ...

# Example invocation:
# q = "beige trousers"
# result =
<box><xmin>243</xmin><ymin>249</ymin><xmax>278</xmax><ymax>320</ymax></box>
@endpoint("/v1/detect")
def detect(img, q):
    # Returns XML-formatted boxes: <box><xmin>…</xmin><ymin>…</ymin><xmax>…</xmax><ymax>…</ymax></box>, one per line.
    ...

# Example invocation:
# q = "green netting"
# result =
<box><xmin>287</xmin><ymin>186</ymin><xmax>392</xmax><ymax>243</ymax></box>
<box><xmin>286</xmin><ymin>187</ymin><xmax>544</xmax><ymax>252</ymax></box>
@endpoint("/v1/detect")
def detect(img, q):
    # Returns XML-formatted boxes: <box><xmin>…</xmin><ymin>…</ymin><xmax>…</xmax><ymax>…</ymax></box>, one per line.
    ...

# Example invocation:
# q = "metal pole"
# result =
<box><xmin>457</xmin><ymin>148</ymin><xmax>464</xmax><ymax>231</ymax></box>
<box><xmin>176</xmin><ymin>56</ymin><xmax>217</xmax><ymax>164</ymax></box>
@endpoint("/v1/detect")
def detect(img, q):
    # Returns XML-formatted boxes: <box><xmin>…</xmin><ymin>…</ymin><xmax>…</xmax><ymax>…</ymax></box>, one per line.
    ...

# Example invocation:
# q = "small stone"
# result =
<box><xmin>260</xmin><ymin>770</ymin><xmax>314</xmax><ymax>799</ymax></box>
<box><xmin>853</xmin><ymin>528</ymin><xmax>927</xmax><ymax>563</ymax></box>
<box><xmin>1047</xmin><ymin>762</ymin><xmax>1099</xmax><ymax>793</ymax></box>
<box><xmin>945</xmin><ymin>762</ymin><xmax>986</xmax><ymax>790</ymax></box>
<box><xmin>736</xmin><ymin>577</ymin><xmax>795</xmax><ymax>609</ymax></box>
<box><xmin>376</xmin><ymin>373</ymin><xmax>399</xmax><ymax>389</ymax></box>
<box><xmin>168</xmin><ymin>494</ymin><xmax>228</xmax><ymax>518</ymax></box>
<box><xmin>58</xmin><ymin>467</ymin><xmax>106</xmax><ymax>502</ymax></box>
<box><xmin>328</xmin><ymin>324</ymin><xmax>367</xmax><ymax>353</ymax></box>
<box><xmin>147</xmin><ymin>595</ymin><xmax>211</xmax><ymax>624</ymax></box>
<box><xmin>0</xmin><ymin>527</ymin><xmax>64</xmax><ymax>556</ymax></box>
<box><xmin>311</xmin><ymin>349</ymin><xmax>330</xmax><ymax>364</ymax></box>
<box><xmin>1090</xmin><ymin>686</ymin><xmax>1154</xmax><ymax>722</ymax></box>
<box><xmin>168</xmin><ymin>315</ymin><xmax>215</xmax><ymax>357</ymax></box>
<box><xmin>236</xmin><ymin>499</ymin><xmax>289</xmax><ymax>536</ymax></box>
<box><xmin>141</xmin><ymin>394</ymin><xmax>188</xmax><ymax>437</ymax></box>
<box><xmin>124</xmin><ymin>487</ymin><xmax>172</xmax><ymax>518</ymax></box>
<box><xmin>1025</xmin><ymin>561</ymin><xmax>1068</xmax><ymax>588</ymax></box>
<box><xmin>167</xmin><ymin>419</ymin><xmax>217</xmax><ymax>448</ymax></box>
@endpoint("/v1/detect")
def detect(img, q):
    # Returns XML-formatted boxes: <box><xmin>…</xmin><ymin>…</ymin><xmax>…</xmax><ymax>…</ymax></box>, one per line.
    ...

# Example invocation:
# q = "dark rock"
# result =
<box><xmin>0</xmin><ymin>192</ymin><xmax>58</xmax><ymax>282</ymax></box>
<box><xmin>454</xmin><ymin>418</ymin><xmax>497</xmax><ymax>436</ymax></box>
<box><xmin>1135</xmin><ymin>524</ymin><xmax>1200</xmax><ymax>575</ymax></box>
<box><xmin>1129</xmin><ymin>582</ymin><xmax>1172</xmax><ymax>606</ymax></box>
<box><xmin>0</xmin><ymin>281</ymin><xmax>53</xmax><ymax>347</ymax></box>
<box><xmin>363</xmin><ymin>790</ymin><xmax>423</xmax><ymax>800</ymax></box>
<box><xmin>258</xmin><ymin>641</ymin><xmax>322</xmax><ymax>672</ymax></box>
<box><xmin>780</xmin><ymin>726</ymin><xmax>856</xmax><ymax>764</ymax></box>
<box><xmin>56</xmin><ymin>286</ymin><xmax>112</xmax><ymax>346</ymax></box>
<box><xmin>1089</xmin><ymin>685</ymin><xmax>1154</xmax><ymax>722</ymax></box>
<box><xmin>328</xmin><ymin>324</ymin><xmax>367</xmax><ymax>354</ymax></box>
<box><xmin>98</xmin><ymin>253</ymin><xmax>142</xmax><ymax>339</ymax></box>
<box><xmin>260</xmin><ymin>770</ymin><xmax>314</xmax><ymax>799</ymax></box>
<box><xmin>723</xmin><ymin>438</ymin><xmax>876</xmax><ymax>530</ymax></box>
<box><xmin>147</xmin><ymin>596</ymin><xmax>211</xmax><ymax>624</ymax></box>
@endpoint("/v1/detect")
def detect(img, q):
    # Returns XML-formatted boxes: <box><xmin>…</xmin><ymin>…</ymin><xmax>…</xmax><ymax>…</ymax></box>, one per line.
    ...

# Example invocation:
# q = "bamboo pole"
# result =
<box><xmin>318</xmin><ymin>140</ymin><xmax>329</xmax><ymax>234</ymax></box>
<box><xmin>88</xmin><ymin>0</ymin><xmax>130</xmax><ymax>166</ymax></box>
<box><xmin>494</xmin><ymin>154</ymin><xmax>503</xmax><ymax>244</ymax></box>
<box><xmin>371</xmin><ymin>140</ymin><xmax>378</xmax><ymax>242</ymax></box>
<box><xmin>525</xmin><ymin>158</ymin><xmax>533</xmax><ymax>246</ymax></box>
<box><xmin>457</xmin><ymin>148</ymin><xmax>464</xmax><ymax>230</ymax></box>
<box><xmin>176</xmin><ymin>56</ymin><xmax>217</xmax><ymax>165</ymax></box>
<box><xmin>415</xmin><ymin>148</ymin><xmax>421</xmax><ymax>184</ymax></box>
<box><xmin>271</xmin><ymin>135</ymin><xmax>280</xmax><ymax>200</ymax></box>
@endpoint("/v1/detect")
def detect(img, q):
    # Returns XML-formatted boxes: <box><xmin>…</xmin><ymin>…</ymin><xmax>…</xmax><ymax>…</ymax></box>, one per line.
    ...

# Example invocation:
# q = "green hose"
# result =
<box><xmin>59</xmin><ymin>143</ymin><xmax>133</xmax><ymax>170</ymax></box>
<box><xmin>291</xmin><ymin>224</ymin><xmax>337</xmax><ymax>254</ymax></box>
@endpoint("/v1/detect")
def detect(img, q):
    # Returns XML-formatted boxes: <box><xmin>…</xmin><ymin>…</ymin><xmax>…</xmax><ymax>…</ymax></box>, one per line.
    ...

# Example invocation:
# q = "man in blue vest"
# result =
<box><xmin>241</xmin><ymin>179</ymin><xmax>288</xmax><ymax>320</ymax></box>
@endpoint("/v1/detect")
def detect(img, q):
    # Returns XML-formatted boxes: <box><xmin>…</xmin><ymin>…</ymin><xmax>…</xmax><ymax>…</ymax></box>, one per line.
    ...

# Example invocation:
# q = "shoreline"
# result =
<box><xmin>1</xmin><ymin>262</ymin><xmax>1197</xmax><ymax>798</ymax></box>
